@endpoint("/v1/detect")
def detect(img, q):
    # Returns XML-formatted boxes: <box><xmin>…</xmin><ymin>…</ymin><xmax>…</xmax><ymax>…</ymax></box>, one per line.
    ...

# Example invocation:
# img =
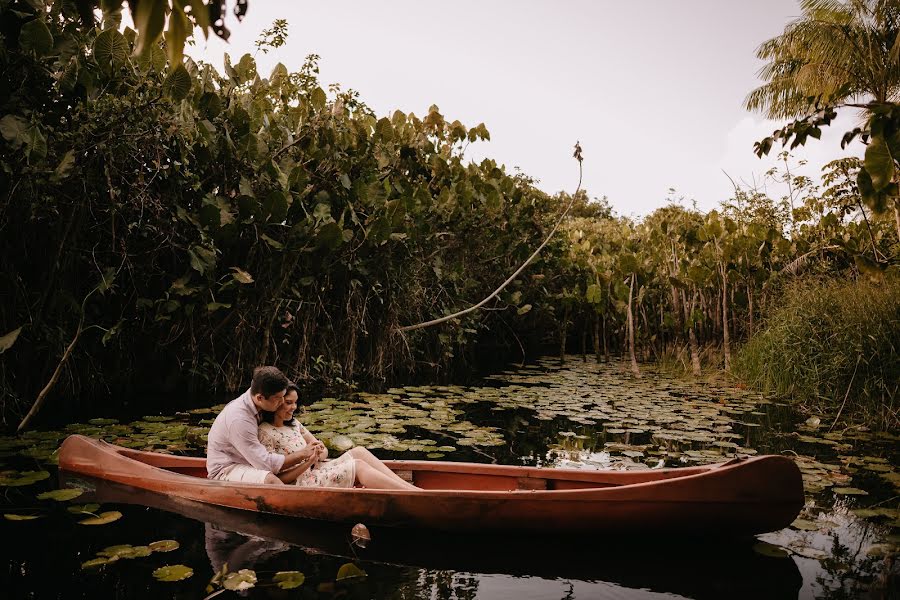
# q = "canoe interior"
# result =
<box><xmin>114</xmin><ymin>446</ymin><xmax>712</xmax><ymax>491</ymax></box>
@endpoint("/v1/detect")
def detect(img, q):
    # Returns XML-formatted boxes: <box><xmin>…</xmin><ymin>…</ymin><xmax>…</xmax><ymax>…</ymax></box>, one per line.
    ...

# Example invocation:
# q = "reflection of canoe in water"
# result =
<box><xmin>64</xmin><ymin>475</ymin><xmax>805</xmax><ymax>600</ymax></box>
<box><xmin>59</xmin><ymin>434</ymin><xmax>804</xmax><ymax>535</ymax></box>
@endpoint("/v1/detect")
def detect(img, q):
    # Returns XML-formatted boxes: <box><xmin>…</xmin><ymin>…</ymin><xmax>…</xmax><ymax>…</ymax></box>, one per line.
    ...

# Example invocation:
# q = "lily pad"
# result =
<box><xmin>99</xmin><ymin>545</ymin><xmax>135</xmax><ymax>558</ymax></box>
<box><xmin>273</xmin><ymin>571</ymin><xmax>305</xmax><ymax>589</ymax></box>
<box><xmin>791</xmin><ymin>518</ymin><xmax>821</xmax><ymax>531</ymax></box>
<box><xmin>752</xmin><ymin>541</ymin><xmax>790</xmax><ymax>558</ymax></box>
<box><xmin>81</xmin><ymin>557</ymin><xmax>112</xmax><ymax>569</ymax></box>
<box><xmin>4</xmin><ymin>513</ymin><xmax>41</xmax><ymax>521</ymax></box>
<box><xmin>152</xmin><ymin>564</ymin><xmax>193</xmax><ymax>582</ymax></box>
<box><xmin>149</xmin><ymin>540</ymin><xmax>179</xmax><ymax>553</ymax></box>
<box><xmin>336</xmin><ymin>562</ymin><xmax>367</xmax><ymax>580</ymax></box>
<box><xmin>79</xmin><ymin>510</ymin><xmax>122</xmax><ymax>525</ymax></box>
<box><xmin>0</xmin><ymin>470</ymin><xmax>50</xmax><ymax>487</ymax></box>
<box><xmin>223</xmin><ymin>569</ymin><xmax>257</xmax><ymax>591</ymax></box>
<box><xmin>37</xmin><ymin>488</ymin><xmax>83</xmax><ymax>501</ymax></box>
<box><xmin>67</xmin><ymin>503</ymin><xmax>100</xmax><ymax>514</ymax></box>
<box><xmin>832</xmin><ymin>487</ymin><xmax>869</xmax><ymax>496</ymax></box>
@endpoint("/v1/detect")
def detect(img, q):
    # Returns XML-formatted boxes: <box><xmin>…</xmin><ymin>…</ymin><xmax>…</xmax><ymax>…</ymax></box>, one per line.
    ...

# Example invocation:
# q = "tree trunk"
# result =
<box><xmin>593</xmin><ymin>314</ymin><xmax>601</xmax><ymax>363</ymax></box>
<box><xmin>559</xmin><ymin>305</ymin><xmax>570</xmax><ymax>365</ymax></box>
<box><xmin>682</xmin><ymin>289</ymin><xmax>701</xmax><ymax>376</ymax></box>
<box><xmin>894</xmin><ymin>201</ymin><xmax>900</xmax><ymax>242</ymax></box>
<box><xmin>747</xmin><ymin>285</ymin><xmax>754</xmax><ymax>340</ymax></box>
<box><xmin>602</xmin><ymin>313</ymin><xmax>609</xmax><ymax>362</ymax></box>
<box><xmin>627</xmin><ymin>274</ymin><xmax>641</xmax><ymax>378</ymax></box>
<box><xmin>721</xmin><ymin>267</ymin><xmax>731</xmax><ymax>372</ymax></box>
<box><xmin>581</xmin><ymin>318</ymin><xmax>587</xmax><ymax>363</ymax></box>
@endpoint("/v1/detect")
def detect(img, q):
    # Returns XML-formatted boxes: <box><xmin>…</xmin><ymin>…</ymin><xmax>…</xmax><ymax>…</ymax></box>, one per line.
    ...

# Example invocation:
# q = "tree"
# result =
<box><xmin>746</xmin><ymin>0</ymin><xmax>900</xmax><ymax>119</ymax></box>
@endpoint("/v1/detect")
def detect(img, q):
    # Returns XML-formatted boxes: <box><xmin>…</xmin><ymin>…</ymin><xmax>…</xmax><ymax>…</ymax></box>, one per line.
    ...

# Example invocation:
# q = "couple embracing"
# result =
<box><xmin>206</xmin><ymin>366</ymin><xmax>418</xmax><ymax>490</ymax></box>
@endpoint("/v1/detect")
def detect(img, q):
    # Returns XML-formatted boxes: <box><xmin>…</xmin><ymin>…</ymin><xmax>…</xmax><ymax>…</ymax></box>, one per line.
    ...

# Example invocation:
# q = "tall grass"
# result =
<box><xmin>735</xmin><ymin>275</ymin><xmax>900</xmax><ymax>429</ymax></box>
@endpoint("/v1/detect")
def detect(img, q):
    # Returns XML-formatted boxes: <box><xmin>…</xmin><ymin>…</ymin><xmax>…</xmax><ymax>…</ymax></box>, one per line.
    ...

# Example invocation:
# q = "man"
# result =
<box><xmin>206</xmin><ymin>366</ymin><xmax>319</xmax><ymax>485</ymax></box>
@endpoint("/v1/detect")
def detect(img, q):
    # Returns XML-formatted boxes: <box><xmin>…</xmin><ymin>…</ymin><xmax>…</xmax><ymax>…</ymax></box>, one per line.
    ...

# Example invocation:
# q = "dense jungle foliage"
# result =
<box><xmin>1</xmin><ymin>0</ymin><xmax>898</xmax><ymax>430</ymax></box>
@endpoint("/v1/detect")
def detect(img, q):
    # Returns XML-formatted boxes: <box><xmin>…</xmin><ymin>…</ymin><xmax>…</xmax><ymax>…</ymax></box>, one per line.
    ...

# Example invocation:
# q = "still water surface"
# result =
<box><xmin>1</xmin><ymin>358</ymin><xmax>897</xmax><ymax>599</ymax></box>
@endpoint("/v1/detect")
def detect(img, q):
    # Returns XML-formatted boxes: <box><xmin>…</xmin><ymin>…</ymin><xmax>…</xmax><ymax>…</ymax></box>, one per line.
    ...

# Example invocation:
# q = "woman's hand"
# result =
<box><xmin>300</xmin><ymin>444</ymin><xmax>320</xmax><ymax>463</ymax></box>
<box><xmin>315</xmin><ymin>441</ymin><xmax>329</xmax><ymax>460</ymax></box>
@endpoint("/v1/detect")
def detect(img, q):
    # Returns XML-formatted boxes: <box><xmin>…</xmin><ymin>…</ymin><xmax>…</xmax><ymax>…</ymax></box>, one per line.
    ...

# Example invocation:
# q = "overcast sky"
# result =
<box><xmin>178</xmin><ymin>1</ymin><xmax>864</xmax><ymax>217</ymax></box>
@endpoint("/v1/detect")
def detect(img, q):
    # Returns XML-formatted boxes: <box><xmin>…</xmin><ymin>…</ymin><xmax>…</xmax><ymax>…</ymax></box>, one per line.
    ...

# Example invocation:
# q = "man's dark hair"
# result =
<box><xmin>250</xmin><ymin>366</ymin><xmax>289</xmax><ymax>397</ymax></box>
<box><xmin>260</xmin><ymin>382</ymin><xmax>300</xmax><ymax>425</ymax></box>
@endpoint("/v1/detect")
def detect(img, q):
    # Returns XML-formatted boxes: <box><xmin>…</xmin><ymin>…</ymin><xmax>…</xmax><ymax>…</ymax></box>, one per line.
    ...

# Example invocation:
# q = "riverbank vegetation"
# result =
<box><xmin>1</xmin><ymin>0</ymin><xmax>898</xmax><ymax>430</ymax></box>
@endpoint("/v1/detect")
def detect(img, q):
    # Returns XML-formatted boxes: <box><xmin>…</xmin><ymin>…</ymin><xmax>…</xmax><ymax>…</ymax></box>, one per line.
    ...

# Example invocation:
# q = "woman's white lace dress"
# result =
<box><xmin>258</xmin><ymin>421</ymin><xmax>356</xmax><ymax>488</ymax></box>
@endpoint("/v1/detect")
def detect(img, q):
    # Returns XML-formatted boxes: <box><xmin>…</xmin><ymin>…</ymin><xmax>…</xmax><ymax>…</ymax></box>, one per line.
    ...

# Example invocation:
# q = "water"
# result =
<box><xmin>1</xmin><ymin>358</ymin><xmax>897</xmax><ymax>599</ymax></box>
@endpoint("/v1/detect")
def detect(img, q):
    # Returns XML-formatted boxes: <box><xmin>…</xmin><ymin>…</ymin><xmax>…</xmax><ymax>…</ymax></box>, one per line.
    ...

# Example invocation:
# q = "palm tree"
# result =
<box><xmin>746</xmin><ymin>0</ymin><xmax>900</xmax><ymax>119</ymax></box>
<box><xmin>746</xmin><ymin>0</ymin><xmax>900</xmax><ymax>238</ymax></box>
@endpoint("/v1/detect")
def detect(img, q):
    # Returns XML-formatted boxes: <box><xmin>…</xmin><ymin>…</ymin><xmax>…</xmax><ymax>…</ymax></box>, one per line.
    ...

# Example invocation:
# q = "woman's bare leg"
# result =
<box><xmin>354</xmin><ymin>461</ymin><xmax>417</xmax><ymax>490</ymax></box>
<box><xmin>349</xmin><ymin>447</ymin><xmax>418</xmax><ymax>489</ymax></box>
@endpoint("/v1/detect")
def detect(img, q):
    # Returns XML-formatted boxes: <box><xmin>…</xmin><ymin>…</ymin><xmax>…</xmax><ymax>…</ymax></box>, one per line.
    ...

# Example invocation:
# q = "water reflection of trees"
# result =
<box><xmin>810</xmin><ymin>516</ymin><xmax>899</xmax><ymax>599</ymax></box>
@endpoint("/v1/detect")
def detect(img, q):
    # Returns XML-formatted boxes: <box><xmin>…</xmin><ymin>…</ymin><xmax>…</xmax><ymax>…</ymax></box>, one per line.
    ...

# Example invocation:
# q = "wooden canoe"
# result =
<box><xmin>58</xmin><ymin>434</ymin><xmax>804</xmax><ymax>535</ymax></box>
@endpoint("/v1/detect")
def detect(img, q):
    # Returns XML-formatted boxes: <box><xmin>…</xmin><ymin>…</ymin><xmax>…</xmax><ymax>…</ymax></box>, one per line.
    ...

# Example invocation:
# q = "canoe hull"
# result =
<box><xmin>58</xmin><ymin>435</ymin><xmax>804</xmax><ymax>535</ymax></box>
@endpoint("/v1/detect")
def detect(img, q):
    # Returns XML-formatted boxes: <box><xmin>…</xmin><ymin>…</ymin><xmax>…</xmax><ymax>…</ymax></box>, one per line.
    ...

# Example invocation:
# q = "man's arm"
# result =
<box><xmin>275</xmin><ymin>458</ymin><xmax>316</xmax><ymax>483</ymax></box>
<box><xmin>232</xmin><ymin>417</ymin><xmax>287</xmax><ymax>474</ymax></box>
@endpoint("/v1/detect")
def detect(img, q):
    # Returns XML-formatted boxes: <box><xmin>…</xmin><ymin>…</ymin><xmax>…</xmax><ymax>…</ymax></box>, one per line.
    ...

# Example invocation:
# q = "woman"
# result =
<box><xmin>258</xmin><ymin>383</ymin><xmax>419</xmax><ymax>490</ymax></box>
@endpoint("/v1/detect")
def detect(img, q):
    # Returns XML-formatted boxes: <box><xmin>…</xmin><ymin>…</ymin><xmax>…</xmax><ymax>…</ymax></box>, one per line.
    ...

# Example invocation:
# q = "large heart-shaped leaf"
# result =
<box><xmin>19</xmin><ymin>19</ymin><xmax>53</xmax><ymax>56</ymax></box>
<box><xmin>164</xmin><ymin>64</ymin><xmax>193</xmax><ymax>101</ymax></box>
<box><xmin>93</xmin><ymin>28</ymin><xmax>129</xmax><ymax>73</ymax></box>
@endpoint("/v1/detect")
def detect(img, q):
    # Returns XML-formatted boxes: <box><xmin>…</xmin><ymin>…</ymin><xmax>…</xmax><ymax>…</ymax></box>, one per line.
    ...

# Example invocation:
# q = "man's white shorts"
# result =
<box><xmin>213</xmin><ymin>464</ymin><xmax>270</xmax><ymax>484</ymax></box>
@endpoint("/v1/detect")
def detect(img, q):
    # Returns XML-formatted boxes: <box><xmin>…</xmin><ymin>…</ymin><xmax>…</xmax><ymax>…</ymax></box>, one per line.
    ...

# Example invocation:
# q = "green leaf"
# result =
<box><xmin>864</xmin><ymin>134</ymin><xmax>895</xmax><ymax>191</ymax></box>
<box><xmin>4</xmin><ymin>513</ymin><xmax>41</xmax><ymax>521</ymax></box>
<box><xmin>78</xmin><ymin>510</ymin><xmax>123</xmax><ymax>525</ymax></box>
<box><xmin>0</xmin><ymin>327</ymin><xmax>23</xmax><ymax>354</ymax></box>
<box><xmin>152</xmin><ymin>564</ymin><xmax>193</xmax><ymax>582</ymax></box>
<box><xmin>0</xmin><ymin>470</ymin><xmax>50</xmax><ymax>487</ymax></box>
<box><xmin>260</xmin><ymin>234</ymin><xmax>283</xmax><ymax>249</ymax></box>
<box><xmin>19</xmin><ymin>19</ymin><xmax>53</xmax><ymax>56</ymax></box>
<box><xmin>752</xmin><ymin>541</ymin><xmax>789</xmax><ymax>558</ymax></box>
<box><xmin>163</xmin><ymin>64</ymin><xmax>193</xmax><ymax>101</ymax></box>
<box><xmin>375</xmin><ymin>117</ymin><xmax>393</xmax><ymax>142</ymax></box>
<box><xmin>165</xmin><ymin>5</ymin><xmax>191</xmax><ymax>66</ymax></box>
<box><xmin>230</xmin><ymin>267</ymin><xmax>254</xmax><ymax>284</ymax></box>
<box><xmin>833</xmin><ymin>487</ymin><xmax>869</xmax><ymax>496</ymax></box>
<box><xmin>336</xmin><ymin>563</ymin><xmax>367</xmax><ymax>580</ymax></box>
<box><xmin>262</xmin><ymin>190</ymin><xmax>289</xmax><ymax>222</ymax></box>
<box><xmin>133</xmin><ymin>0</ymin><xmax>166</xmax><ymax>56</ymax></box>
<box><xmin>52</xmin><ymin>150</ymin><xmax>76</xmax><ymax>182</ymax></box>
<box><xmin>235</xmin><ymin>54</ymin><xmax>257</xmax><ymax>83</ymax></box>
<box><xmin>93</xmin><ymin>28</ymin><xmax>129</xmax><ymax>73</ymax></box>
<box><xmin>81</xmin><ymin>557</ymin><xmax>111</xmax><ymax>569</ymax></box>
<box><xmin>516</xmin><ymin>304</ymin><xmax>532</xmax><ymax>315</ymax></box>
<box><xmin>316</xmin><ymin>222</ymin><xmax>344</xmax><ymax>250</ymax></box>
<box><xmin>67</xmin><ymin>503</ymin><xmax>100</xmax><ymax>514</ymax></box>
<box><xmin>37</xmin><ymin>488</ymin><xmax>83</xmax><ymax>501</ymax></box>
<box><xmin>223</xmin><ymin>569</ymin><xmax>257</xmax><ymax>591</ymax></box>
<box><xmin>273</xmin><ymin>571</ymin><xmax>305</xmax><ymax>589</ymax></box>
<box><xmin>310</xmin><ymin>87</ymin><xmax>327</xmax><ymax>111</ymax></box>
<box><xmin>188</xmin><ymin>244</ymin><xmax>216</xmax><ymax>275</ymax></box>
<box><xmin>149</xmin><ymin>540</ymin><xmax>180</xmax><ymax>553</ymax></box>
<box><xmin>314</xmin><ymin>202</ymin><xmax>332</xmax><ymax>221</ymax></box>
<box><xmin>0</xmin><ymin>115</ymin><xmax>29</xmax><ymax>149</ymax></box>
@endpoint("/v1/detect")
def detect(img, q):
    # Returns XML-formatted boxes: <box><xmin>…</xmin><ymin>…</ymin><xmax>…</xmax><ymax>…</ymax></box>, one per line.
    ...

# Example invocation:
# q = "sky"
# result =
<box><xmin>173</xmin><ymin>0</ymin><xmax>865</xmax><ymax>218</ymax></box>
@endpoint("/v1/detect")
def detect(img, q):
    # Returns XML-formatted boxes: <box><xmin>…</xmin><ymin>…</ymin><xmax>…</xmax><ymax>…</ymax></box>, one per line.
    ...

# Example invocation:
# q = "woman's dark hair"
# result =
<box><xmin>250</xmin><ymin>366</ymin><xmax>289</xmax><ymax>397</ymax></box>
<box><xmin>260</xmin><ymin>382</ymin><xmax>301</xmax><ymax>425</ymax></box>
